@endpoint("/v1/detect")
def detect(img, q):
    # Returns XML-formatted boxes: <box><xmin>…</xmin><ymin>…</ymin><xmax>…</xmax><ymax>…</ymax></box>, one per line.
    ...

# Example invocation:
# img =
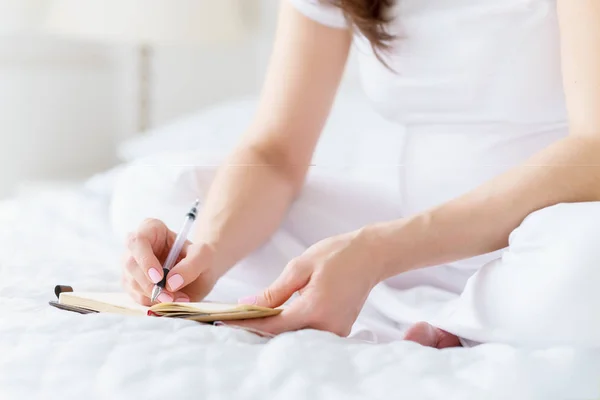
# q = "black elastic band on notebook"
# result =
<box><xmin>54</xmin><ymin>285</ymin><xmax>74</xmax><ymax>299</ymax></box>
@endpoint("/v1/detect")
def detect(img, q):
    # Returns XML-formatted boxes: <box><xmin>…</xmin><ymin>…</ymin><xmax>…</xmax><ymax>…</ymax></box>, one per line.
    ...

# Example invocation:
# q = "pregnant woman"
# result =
<box><xmin>117</xmin><ymin>0</ymin><xmax>600</xmax><ymax>348</ymax></box>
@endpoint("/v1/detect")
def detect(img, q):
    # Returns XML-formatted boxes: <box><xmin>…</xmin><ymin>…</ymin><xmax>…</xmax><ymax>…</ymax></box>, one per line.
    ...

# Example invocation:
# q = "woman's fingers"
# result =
<box><xmin>122</xmin><ymin>273</ymin><xmax>153</xmax><ymax>306</ymax></box>
<box><xmin>231</xmin><ymin>259</ymin><xmax>314</xmax><ymax>335</ymax></box>
<box><xmin>165</xmin><ymin>243</ymin><xmax>213</xmax><ymax>292</ymax></box>
<box><xmin>122</xmin><ymin>218</ymin><xmax>190</xmax><ymax>305</ymax></box>
<box><xmin>127</xmin><ymin>220</ymin><xmax>167</xmax><ymax>285</ymax></box>
<box><xmin>128</xmin><ymin>233</ymin><xmax>164</xmax><ymax>284</ymax></box>
<box><xmin>230</xmin><ymin>303</ymin><xmax>308</xmax><ymax>335</ymax></box>
<box><xmin>124</xmin><ymin>255</ymin><xmax>177</xmax><ymax>304</ymax></box>
<box><xmin>239</xmin><ymin>259</ymin><xmax>311</xmax><ymax>309</ymax></box>
<box><xmin>124</xmin><ymin>255</ymin><xmax>154</xmax><ymax>296</ymax></box>
<box><xmin>171</xmin><ymin>292</ymin><xmax>190</xmax><ymax>303</ymax></box>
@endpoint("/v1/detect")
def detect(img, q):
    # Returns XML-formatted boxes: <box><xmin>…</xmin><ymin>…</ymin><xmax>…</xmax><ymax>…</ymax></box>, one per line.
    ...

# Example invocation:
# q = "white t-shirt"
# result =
<box><xmin>287</xmin><ymin>0</ymin><xmax>573</xmax><ymax>346</ymax></box>
<box><xmin>289</xmin><ymin>0</ymin><xmax>567</xmax><ymax>126</ymax></box>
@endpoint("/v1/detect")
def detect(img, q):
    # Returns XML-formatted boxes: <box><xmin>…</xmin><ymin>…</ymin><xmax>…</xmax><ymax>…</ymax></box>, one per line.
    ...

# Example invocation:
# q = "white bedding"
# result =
<box><xmin>1</xmin><ymin>97</ymin><xmax>600</xmax><ymax>399</ymax></box>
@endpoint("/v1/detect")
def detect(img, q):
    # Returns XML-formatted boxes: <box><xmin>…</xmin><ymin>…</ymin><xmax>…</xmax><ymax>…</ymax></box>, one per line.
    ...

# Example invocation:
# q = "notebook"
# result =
<box><xmin>50</xmin><ymin>286</ymin><xmax>282</xmax><ymax>322</ymax></box>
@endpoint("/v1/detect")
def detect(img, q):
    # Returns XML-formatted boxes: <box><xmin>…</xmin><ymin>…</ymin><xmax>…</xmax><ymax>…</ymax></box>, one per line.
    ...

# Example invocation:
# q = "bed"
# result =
<box><xmin>1</xmin><ymin>95</ymin><xmax>599</xmax><ymax>400</ymax></box>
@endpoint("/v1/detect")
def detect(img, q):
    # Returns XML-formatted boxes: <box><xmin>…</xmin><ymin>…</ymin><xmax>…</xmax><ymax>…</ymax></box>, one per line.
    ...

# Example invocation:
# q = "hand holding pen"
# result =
<box><xmin>122</xmin><ymin>199</ymin><xmax>219</xmax><ymax>305</ymax></box>
<box><xmin>150</xmin><ymin>200</ymin><xmax>200</xmax><ymax>302</ymax></box>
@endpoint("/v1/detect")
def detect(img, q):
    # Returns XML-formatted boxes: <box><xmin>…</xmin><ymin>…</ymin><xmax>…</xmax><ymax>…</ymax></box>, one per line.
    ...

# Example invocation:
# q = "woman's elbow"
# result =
<box><xmin>235</xmin><ymin>139</ymin><xmax>309</xmax><ymax>195</ymax></box>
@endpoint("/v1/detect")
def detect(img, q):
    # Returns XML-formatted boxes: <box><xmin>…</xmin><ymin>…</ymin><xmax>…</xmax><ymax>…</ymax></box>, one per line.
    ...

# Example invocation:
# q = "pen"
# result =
<box><xmin>150</xmin><ymin>199</ymin><xmax>200</xmax><ymax>303</ymax></box>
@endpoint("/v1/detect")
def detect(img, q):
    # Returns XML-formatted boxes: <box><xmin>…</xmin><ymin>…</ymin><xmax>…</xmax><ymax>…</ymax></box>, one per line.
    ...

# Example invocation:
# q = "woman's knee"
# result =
<box><xmin>508</xmin><ymin>202</ymin><xmax>600</xmax><ymax>269</ymax></box>
<box><xmin>471</xmin><ymin>202</ymin><xmax>600</xmax><ymax>346</ymax></box>
<box><xmin>109</xmin><ymin>152</ymin><xmax>220</xmax><ymax>240</ymax></box>
<box><xmin>283</xmin><ymin>172</ymin><xmax>402</xmax><ymax>245</ymax></box>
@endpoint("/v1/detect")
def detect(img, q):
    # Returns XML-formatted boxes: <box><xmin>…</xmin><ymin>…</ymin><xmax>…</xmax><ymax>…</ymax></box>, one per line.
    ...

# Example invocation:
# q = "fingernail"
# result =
<box><xmin>175</xmin><ymin>296</ymin><xmax>190</xmax><ymax>303</ymax></box>
<box><xmin>167</xmin><ymin>274</ymin><xmax>184</xmax><ymax>291</ymax></box>
<box><xmin>157</xmin><ymin>293</ymin><xmax>173</xmax><ymax>303</ymax></box>
<box><xmin>238</xmin><ymin>296</ymin><xmax>257</xmax><ymax>305</ymax></box>
<box><xmin>148</xmin><ymin>268</ymin><xmax>162</xmax><ymax>284</ymax></box>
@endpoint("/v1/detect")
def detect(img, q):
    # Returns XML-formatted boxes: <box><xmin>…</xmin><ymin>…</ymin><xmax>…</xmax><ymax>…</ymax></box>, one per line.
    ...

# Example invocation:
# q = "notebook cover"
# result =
<box><xmin>48</xmin><ymin>300</ymin><xmax>98</xmax><ymax>315</ymax></box>
<box><xmin>49</xmin><ymin>284</ymin><xmax>277</xmax><ymax>337</ymax></box>
<box><xmin>49</xmin><ymin>285</ymin><xmax>98</xmax><ymax>314</ymax></box>
<box><xmin>49</xmin><ymin>285</ymin><xmax>281</xmax><ymax>322</ymax></box>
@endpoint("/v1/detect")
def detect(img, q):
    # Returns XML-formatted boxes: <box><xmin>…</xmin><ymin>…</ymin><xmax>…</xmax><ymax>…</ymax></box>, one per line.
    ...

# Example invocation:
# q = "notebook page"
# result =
<box><xmin>153</xmin><ymin>302</ymin><xmax>245</xmax><ymax>313</ymax></box>
<box><xmin>64</xmin><ymin>292</ymin><xmax>149</xmax><ymax>313</ymax></box>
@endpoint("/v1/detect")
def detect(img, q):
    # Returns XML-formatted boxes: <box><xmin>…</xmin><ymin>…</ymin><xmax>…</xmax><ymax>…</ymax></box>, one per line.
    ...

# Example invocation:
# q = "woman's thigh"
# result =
<box><xmin>110</xmin><ymin>159</ymin><xmax>403</xmax><ymax>293</ymax></box>
<box><xmin>111</xmin><ymin>159</ymin><xmax>402</xmax><ymax>241</ymax></box>
<box><xmin>282</xmin><ymin>170</ymin><xmax>403</xmax><ymax>246</ymax></box>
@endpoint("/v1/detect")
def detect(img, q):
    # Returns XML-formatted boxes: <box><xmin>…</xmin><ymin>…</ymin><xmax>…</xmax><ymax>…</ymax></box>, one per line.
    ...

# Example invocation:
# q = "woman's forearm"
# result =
<box><xmin>193</xmin><ymin>142</ymin><xmax>301</xmax><ymax>276</ymax></box>
<box><xmin>366</xmin><ymin>0</ymin><xmax>600</xmax><ymax>281</ymax></box>
<box><xmin>367</xmin><ymin>135</ymin><xmax>600</xmax><ymax>280</ymax></box>
<box><xmin>187</xmin><ymin>1</ymin><xmax>350</xmax><ymax>277</ymax></box>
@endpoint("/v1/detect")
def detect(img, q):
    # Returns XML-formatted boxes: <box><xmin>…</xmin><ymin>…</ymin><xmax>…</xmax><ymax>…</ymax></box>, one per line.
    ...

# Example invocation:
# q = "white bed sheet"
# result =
<box><xmin>2</xmin><ymin>95</ymin><xmax>600</xmax><ymax>399</ymax></box>
<box><xmin>0</xmin><ymin>170</ymin><xmax>599</xmax><ymax>400</ymax></box>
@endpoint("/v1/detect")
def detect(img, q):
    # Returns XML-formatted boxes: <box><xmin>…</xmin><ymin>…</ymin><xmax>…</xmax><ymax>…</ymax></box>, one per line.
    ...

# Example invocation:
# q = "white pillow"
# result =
<box><xmin>117</xmin><ymin>93</ymin><xmax>405</xmax><ymax>189</ymax></box>
<box><xmin>118</xmin><ymin>96</ymin><xmax>258</xmax><ymax>162</ymax></box>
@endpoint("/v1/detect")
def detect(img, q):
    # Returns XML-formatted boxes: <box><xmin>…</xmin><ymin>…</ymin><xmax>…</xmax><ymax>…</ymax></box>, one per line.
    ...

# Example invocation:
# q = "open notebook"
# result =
<box><xmin>50</xmin><ymin>286</ymin><xmax>281</xmax><ymax>323</ymax></box>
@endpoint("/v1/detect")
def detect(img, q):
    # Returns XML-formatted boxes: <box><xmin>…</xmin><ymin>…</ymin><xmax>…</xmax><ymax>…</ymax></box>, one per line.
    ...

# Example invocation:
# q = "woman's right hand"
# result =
<box><xmin>121</xmin><ymin>218</ymin><xmax>218</xmax><ymax>305</ymax></box>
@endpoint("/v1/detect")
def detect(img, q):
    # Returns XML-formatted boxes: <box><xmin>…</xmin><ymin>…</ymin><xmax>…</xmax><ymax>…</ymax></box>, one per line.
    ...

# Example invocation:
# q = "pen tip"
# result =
<box><xmin>150</xmin><ymin>286</ymin><xmax>161</xmax><ymax>303</ymax></box>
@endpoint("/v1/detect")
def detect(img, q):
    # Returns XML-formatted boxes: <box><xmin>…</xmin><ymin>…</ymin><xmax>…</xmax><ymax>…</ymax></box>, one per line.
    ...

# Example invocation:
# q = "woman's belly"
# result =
<box><xmin>398</xmin><ymin>122</ymin><xmax>569</xmax><ymax>217</ymax></box>
<box><xmin>384</xmin><ymin>121</ymin><xmax>569</xmax><ymax>291</ymax></box>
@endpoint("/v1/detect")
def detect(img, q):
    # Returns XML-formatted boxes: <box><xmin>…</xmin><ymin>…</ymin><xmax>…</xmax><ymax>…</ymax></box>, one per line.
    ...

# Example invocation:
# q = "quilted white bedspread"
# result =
<box><xmin>1</xmin><ymin>170</ymin><xmax>599</xmax><ymax>400</ymax></box>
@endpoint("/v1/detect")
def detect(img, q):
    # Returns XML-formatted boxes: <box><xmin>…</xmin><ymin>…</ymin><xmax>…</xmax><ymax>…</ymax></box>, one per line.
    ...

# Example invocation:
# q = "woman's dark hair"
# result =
<box><xmin>329</xmin><ymin>0</ymin><xmax>396</xmax><ymax>63</ymax></box>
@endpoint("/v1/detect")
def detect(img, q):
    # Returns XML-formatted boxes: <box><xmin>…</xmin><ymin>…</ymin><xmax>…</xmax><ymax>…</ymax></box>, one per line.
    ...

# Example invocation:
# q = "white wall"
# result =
<box><xmin>0</xmin><ymin>1</ymin><xmax>275</xmax><ymax>198</ymax></box>
<box><xmin>0</xmin><ymin>0</ymin><xmax>361</xmax><ymax>197</ymax></box>
<box><xmin>150</xmin><ymin>0</ymin><xmax>278</xmax><ymax>127</ymax></box>
<box><xmin>0</xmin><ymin>35</ymin><xmax>125</xmax><ymax>197</ymax></box>
<box><xmin>151</xmin><ymin>40</ymin><xmax>266</xmax><ymax>128</ymax></box>
<box><xmin>150</xmin><ymin>0</ymin><xmax>362</xmax><ymax>126</ymax></box>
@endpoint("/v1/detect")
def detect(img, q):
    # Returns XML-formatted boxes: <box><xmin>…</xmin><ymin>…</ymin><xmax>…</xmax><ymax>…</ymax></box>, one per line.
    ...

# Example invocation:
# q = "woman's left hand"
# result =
<box><xmin>232</xmin><ymin>228</ymin><xmax>383</xmax><ymax>337</ymax></box>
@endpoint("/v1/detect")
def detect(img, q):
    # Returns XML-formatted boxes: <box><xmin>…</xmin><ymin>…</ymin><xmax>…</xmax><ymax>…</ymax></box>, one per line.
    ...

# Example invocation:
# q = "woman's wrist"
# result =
<box><xmin>188</xmin><ymin>232</ymin><xmax>228</xmax><ymax>277</ymax></box>
<box><xmin>359</xmin><ymin>215</ymin><xmax>426</xmax><ymax>282</ymax></box>
<box><xmin>199</xmin><ymin>241</ymin><xmax>234</xmax><ymax>278</ymax></box>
